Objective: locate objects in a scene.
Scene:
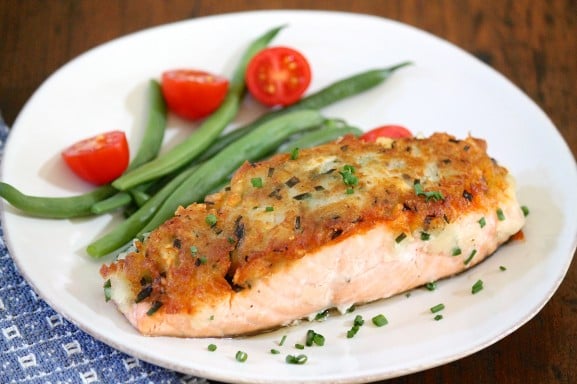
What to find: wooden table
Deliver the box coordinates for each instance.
[1,1,575,383]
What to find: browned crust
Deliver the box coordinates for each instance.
[101,133,513,317]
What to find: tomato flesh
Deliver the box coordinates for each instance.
[361,125,413,142]
[161,69,229,120]
[245,46,312,107]
[61,131,129,185]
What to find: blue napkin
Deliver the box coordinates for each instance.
[0,116,210,383]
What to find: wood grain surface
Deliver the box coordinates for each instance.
[1,1,576,383]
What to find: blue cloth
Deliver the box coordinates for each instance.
[0,117,211,383]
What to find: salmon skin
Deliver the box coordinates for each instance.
[100,133,526,337]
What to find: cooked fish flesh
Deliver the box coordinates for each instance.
[100,133,526,337]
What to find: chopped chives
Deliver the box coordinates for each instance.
[205,213,217,227]
[235,350,248,362]
[293,192,312,200]
[499,265,507,271]
[315,309,329,321]
[430,303,445,313]
[207,344,217,352]
[434,314,443,321]
[478,217,486,228]
[471,279,484,294]
[347,315,365,338]
[294,343,305,350]
[464,249,477,265]
[425,281,437,291]
[345,187,355,195]
[496,208,505,221]
[343,164,355,173]
[290,147,300,160]
[313,333,325,346]
[270,349,280,354]
[135,285,153,303]
[251,177,263,188]
[102,279,112,302]
[420,232,431,241]
[103,279,112,302]
[395,232,407,243]
[413,180,424,195]
[413,179,444,201]
[286,354,308,365]
[340,165,358,187]
[353,315,365,327]
[190,245,198,254]
[294,216,301,230]
[305,330,315,346]
[521,205,530,217]
[285,176,300,188]
[306,330,325,347]
[146,301,163,316]
[265,206,274,212]
[347,325,360,338]
[451,247,462,256]
[279,335,287,346]
[372,314,389,327]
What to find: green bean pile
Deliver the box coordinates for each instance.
[0,25,412,257]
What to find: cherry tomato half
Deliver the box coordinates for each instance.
[361,125,413,142]
[61,131,129,185]
[161,69,229,120]
[245,46,312,107]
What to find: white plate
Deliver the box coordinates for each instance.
[3,10,577,384]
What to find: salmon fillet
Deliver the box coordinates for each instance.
[100,133,526,337]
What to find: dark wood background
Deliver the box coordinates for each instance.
[1,1,576,383]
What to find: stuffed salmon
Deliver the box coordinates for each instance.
[100,132,526,337]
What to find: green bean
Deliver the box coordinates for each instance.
[121,201,140,218]
[90,80,166,214]
[130,189,150,207]
[90,191,132,214]
[139,109,324,236]
[195,121,258,162]
[111,25,285,191]
[197,61,411,161]
[286,61,412,111]
[126,79,167,170]
[279,120,362,152]
[0,183,116,219]
[86,165,200,257]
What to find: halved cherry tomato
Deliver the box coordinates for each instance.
[361,125,413,142]
[61,131,129,185]
[245,46,312,107]
[161,69,229,120]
